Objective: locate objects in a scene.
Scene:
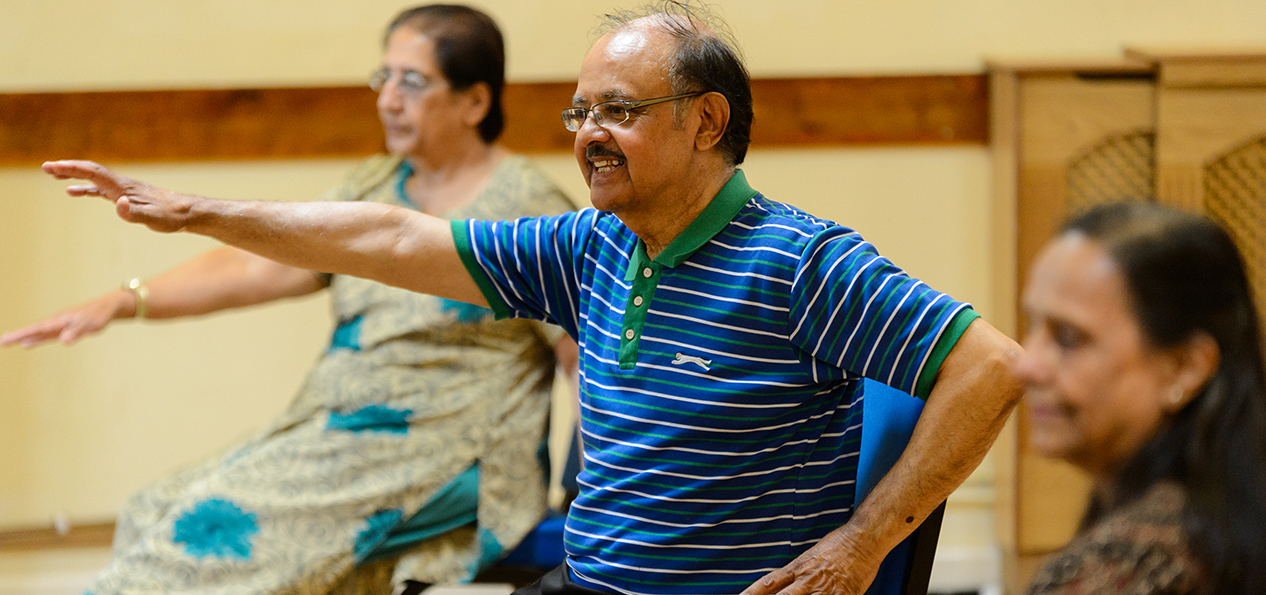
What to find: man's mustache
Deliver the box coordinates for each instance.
[586,146,625,161]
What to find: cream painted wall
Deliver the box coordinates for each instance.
[0,180,36,522]
[3,0,1265,91]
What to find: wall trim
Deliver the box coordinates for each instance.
[0,522,115,552]
[0,75,987,165]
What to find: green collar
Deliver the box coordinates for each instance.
[625,169,757,280]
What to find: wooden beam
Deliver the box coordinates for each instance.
[0,75,986,166]
[750,75,987,146]
[0,87,383,165]
[0,522,115,551]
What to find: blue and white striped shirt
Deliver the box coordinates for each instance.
[453,170,976,595]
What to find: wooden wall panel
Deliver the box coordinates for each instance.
[1125,49,1266,89]
[0,522,114,552]
[0,75,987,166]
[749,75,987,146]
[0,87,384,165]
[1144,53,1266,345]
[1154,87,1266,211]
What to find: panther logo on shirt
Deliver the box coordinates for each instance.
[671,352,712,371]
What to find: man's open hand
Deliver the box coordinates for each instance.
[43,160,195,233]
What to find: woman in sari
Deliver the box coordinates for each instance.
[2,5,576,594]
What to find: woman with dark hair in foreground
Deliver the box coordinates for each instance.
[1015,202,1266,594]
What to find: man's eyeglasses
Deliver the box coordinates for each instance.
[369,68,437,97]
[561,92,704,132]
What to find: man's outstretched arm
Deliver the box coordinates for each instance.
[43,160,487,307]
[742,319,1023,595]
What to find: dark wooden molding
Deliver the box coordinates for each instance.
[0,75,986,165]
[0,521,115,551]
[750,75,987,146]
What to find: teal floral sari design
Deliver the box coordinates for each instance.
[172,498,259,560]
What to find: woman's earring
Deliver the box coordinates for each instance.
[1168,385,1186,407]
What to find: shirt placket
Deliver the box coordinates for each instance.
[618,260,661,369]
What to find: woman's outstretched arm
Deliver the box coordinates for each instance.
[2,247,323,348]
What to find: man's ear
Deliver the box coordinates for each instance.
[461,82,493,128]
[693,92,730,152]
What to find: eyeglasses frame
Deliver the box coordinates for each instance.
[561,91,706,132]
[369,68,439,97]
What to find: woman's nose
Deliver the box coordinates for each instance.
[1011,334,1051,386]
[377,86,404,112]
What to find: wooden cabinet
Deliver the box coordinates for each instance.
[990,49,1266,594]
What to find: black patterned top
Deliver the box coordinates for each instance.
[1026,482,1207,595]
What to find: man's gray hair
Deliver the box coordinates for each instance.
[597,1,753,165]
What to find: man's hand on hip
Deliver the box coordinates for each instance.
[740,527,883,595]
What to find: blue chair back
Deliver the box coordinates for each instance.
[855,379,943,595]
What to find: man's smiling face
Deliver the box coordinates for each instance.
[571,22,699,217]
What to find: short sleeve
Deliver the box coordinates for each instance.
[451,209,599,341]
[788,226,974,398]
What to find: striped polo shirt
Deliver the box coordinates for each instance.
[452,170,976,595]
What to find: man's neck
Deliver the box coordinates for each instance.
[632,166,735,260]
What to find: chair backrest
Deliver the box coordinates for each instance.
[855,379,945,595]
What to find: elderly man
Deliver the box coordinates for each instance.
[41,3,1021,595]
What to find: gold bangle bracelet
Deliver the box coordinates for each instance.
[123,278,149,319]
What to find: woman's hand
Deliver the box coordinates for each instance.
[1,290,135,348]
[43,160,196,233]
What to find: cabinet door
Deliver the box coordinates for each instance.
[1205,137,1266,325]
[1150,55,1266,329]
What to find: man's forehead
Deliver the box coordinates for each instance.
[603,27,653,59]
[573,26,670,104]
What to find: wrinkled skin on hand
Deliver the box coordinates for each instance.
[740,530,882,595]
[43,160,195,233]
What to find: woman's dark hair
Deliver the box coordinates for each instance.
[1064,202,1266,594]
[599,1,753,166]
[385,4,505,143]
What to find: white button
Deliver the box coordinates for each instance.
[633,296,644,306]
[624,329,635,340]
[642,267,653,278]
